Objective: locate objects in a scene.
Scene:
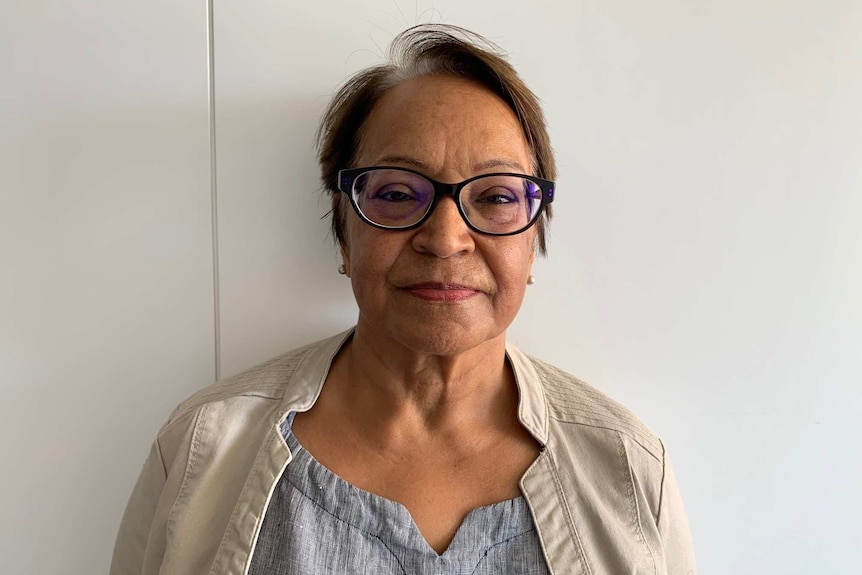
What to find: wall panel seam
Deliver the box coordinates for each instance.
[206,0,221,382]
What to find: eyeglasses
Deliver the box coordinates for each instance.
[337,167,555,236]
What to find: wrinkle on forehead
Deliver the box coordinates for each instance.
[355,75,532,180]
[372,154,527,176]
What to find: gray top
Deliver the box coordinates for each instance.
[247,414,551,575]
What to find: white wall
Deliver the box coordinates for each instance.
[1,1,860,573]
[0,1,215,573]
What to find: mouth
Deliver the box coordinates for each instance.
[399,281,481,302]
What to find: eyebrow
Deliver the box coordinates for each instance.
[473,158,527,173]
[374,155,527,174]
[375,155,429,170]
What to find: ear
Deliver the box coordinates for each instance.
[333,195,351,275]
[337,201,351,277]
[340,244,351,277]
[529,229,537,266]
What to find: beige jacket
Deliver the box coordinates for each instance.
[111,330,696,575]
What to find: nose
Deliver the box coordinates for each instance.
[411,197,475,258]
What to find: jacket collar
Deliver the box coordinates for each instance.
[506,341,550,446]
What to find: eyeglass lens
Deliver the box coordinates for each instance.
[351,169,543,234]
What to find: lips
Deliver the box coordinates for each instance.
[399,281,481,302]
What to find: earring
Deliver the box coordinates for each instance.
[527,274,536,285]
[337,264,347,275]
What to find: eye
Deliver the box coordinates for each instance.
[474,186,519,205]
[374,185,417,202]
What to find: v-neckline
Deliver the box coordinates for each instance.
[280,414,535,558]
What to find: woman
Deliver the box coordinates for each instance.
[112,25,696,574]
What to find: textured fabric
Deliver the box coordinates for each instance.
[111,329,697,575]
[247,415,551,575]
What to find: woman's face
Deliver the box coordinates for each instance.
[342,74,536,357]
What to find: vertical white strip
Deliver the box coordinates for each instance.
[206,0,221,381]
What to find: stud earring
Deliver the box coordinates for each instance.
[527,275,536,285]
[337,264,347,275]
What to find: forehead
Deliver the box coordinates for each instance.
[356,75,532,175]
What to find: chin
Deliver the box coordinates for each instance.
[385,317,504,357]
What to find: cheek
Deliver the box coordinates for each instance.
[496,235,536,283]
[341,214,369,270]
[342,218,403,286]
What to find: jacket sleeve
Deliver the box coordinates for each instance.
[110,439,168,575]
[657,451,697,575]
[110,408,198,575]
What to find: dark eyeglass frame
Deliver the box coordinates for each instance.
[337,166,555,236]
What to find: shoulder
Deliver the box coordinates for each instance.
[170,341,319,423]
[146,333,343,474]
[156,332,344,443]
[526,353,664,462]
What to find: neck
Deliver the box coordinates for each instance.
[332,323,516,436]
